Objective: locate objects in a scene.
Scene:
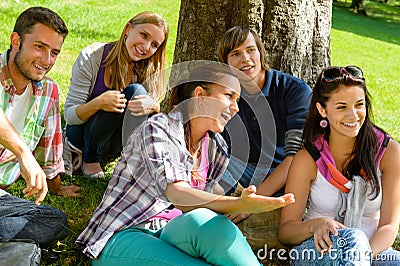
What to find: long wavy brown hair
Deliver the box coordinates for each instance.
[104,11,169,99]
[303,68,384,198]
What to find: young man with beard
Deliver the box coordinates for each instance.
[0,6,81,247]
[0,7,80,198]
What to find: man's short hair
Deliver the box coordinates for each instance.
[13,6,68,41]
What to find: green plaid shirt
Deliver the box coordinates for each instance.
[0,51,64,185]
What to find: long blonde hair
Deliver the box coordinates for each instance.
[104,11,168,98]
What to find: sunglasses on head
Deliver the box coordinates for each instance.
[321,66,364,82]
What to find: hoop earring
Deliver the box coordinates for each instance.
[320,119,328,128]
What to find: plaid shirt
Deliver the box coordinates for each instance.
[76,111,229,259]
[0,51,64,185]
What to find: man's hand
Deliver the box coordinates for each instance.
[18,150,48,205]
[47,175,81,197]
[0,110,48,205]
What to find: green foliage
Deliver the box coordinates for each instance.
[1,0,399,265]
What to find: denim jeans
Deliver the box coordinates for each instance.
[0,193,68,247]
[372,249,400,266]
[290,228,400,265]
[219,156,286,196]
[290,228,373,265]
[66,84,147,163]
[219,157,269,194]
[93,208,261,266]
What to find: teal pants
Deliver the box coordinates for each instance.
[92,208,261,266]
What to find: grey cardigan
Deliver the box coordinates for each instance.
[64,42,106,125]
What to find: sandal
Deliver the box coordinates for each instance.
[81,168,105,179]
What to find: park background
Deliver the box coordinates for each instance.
[0,0,399,265]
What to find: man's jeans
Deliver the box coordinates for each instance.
[219,156,274,195]
[0,193,67,246]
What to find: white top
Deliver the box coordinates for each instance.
[0,189,8,197]
[5,85,31,133]
[303,169,382,239]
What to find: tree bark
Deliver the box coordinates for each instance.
[350,0,365,8]
[173,0,333,86]
[350,0,367,15]
[173,0,231,62]
[262,0,332,85]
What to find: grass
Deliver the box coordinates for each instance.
[0,0,399,265]
[0,0,180,114]
[331,0,400,141]
[0,1,180,265]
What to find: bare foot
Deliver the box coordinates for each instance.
[47,175,82,197]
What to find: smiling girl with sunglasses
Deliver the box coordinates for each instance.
[279,66,400,265]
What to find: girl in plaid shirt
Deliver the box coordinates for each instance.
[77,63,295,265]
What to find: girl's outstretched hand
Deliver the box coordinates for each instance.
[239,185,295,213]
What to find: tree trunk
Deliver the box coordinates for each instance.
[173,0,231,62]
[350,0,367,15]
[173,0,332,86]
[262,0,332,85]
[350,0,363,8]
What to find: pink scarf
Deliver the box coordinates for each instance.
[310,127,389,193]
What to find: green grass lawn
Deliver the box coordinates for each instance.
[331,0,400,141]
[0,0,180,117]
[1,0,399,265]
